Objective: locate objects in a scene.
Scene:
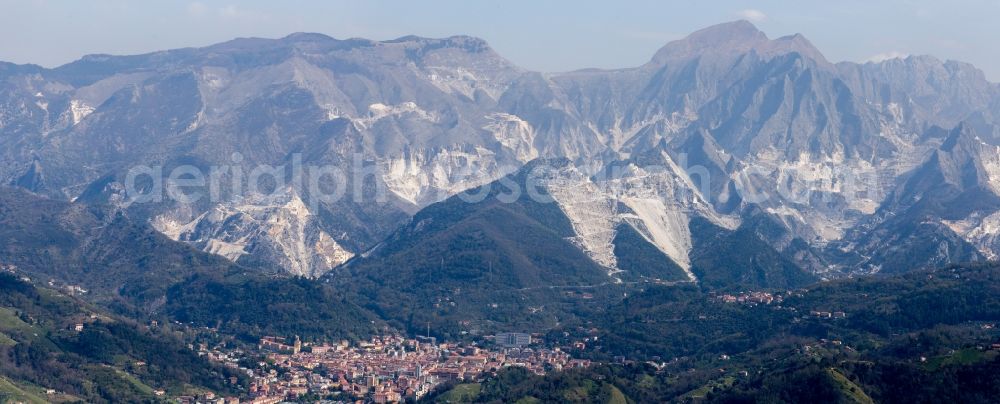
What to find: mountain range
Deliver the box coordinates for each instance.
[2,20,1000,290]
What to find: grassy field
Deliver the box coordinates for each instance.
[0,332,15,347]
[827,368,874,404]
[433,383,481,403]
[0,307,39,347]
[681,376,737,400]
[923,348,997,371]
[0,308,34,332]
[116,368,156,396]
[0,377,52,404]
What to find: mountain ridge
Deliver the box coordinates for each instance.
[2,20,1000,281]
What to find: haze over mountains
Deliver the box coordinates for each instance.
[2,20,1000,285]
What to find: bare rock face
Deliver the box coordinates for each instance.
[3,21,1000,278]
[154,189,354,278]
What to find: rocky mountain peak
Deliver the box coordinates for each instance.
[649,20,828,65]
[683,20,766,46]
[3,22,1000,279]
[941,122,982,153]
[385,34,493,52]
[651,20,764,62]
[281,32,337,43]
[869,54,990,82]
[915,122,1000,194]
[771,33,828,64]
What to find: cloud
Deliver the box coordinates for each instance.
[218,5,242,19]
[186,1,209,18]
[865,51,909,63]
[737,9,767,22]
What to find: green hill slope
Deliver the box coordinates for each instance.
[0,273,244,403]
[338,163,616,338]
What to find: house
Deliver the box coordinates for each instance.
[495,332,532,348]
[260,336,301,354]
[288,386,308,396]
[250,396,282,404]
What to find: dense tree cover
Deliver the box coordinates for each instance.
[428,264,1000,403]
[334,164,618,339]
[708,331,1000,404]
[163,272,381,342]
[583,285,788,360]
[431,328,1000,403]
[689,217,817,290]
[839,356,1000,404]
[613,223,689,282]
[0,273,244,403]
[424,366,631,404]
[577,263,1000,361]
[8,182,1000,402]
[426,362,795,403]
[785,263,1000,336]
[0,187,252,305]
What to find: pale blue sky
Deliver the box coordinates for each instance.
[2,0,999,80]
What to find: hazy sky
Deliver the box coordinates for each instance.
[2,0,999,81]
